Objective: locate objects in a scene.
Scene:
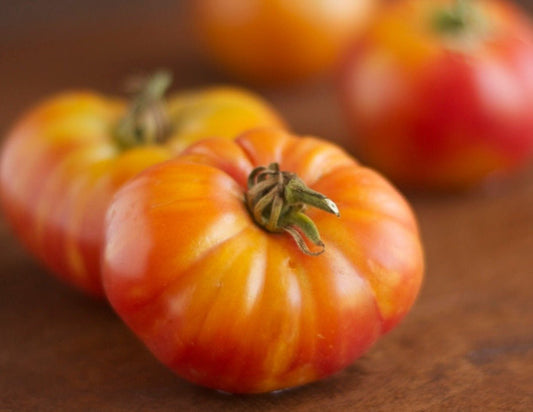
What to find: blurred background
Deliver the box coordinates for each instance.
[1,0,533,410]
[3,0,533,158]
[0,0,360,147]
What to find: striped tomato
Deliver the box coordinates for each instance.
[0,72,285,295]
[103,128,424,393]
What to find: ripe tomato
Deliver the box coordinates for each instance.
[194,0,378,85]
[338,0,533,189]
[0,73,285,296]
[103,128,424,393]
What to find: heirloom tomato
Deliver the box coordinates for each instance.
[193,0,378,85]
[0,72,285,296]
[103,128,424,393]
[338,0,533,189]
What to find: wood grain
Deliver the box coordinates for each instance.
[1,1,533,410]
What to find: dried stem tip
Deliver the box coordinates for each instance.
[114,70,173,149]
[245,163,339,256]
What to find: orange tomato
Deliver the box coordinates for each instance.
[194,0,379,85]
[103,128,424,393]
[338,0,533,189]
[0,73,285,296]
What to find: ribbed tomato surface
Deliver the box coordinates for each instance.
[103,129,424,393]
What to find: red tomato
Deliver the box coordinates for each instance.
[194,0,379,85]
[102,128,424,393]
[0,73,285,296]
[338,0,533,189]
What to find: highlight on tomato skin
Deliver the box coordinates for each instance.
[102,128,424,394]
[0,73,285,296]
[337,0,533,190]
[193,0,380,85]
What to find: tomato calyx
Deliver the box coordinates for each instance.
[432,0,487,40]
[114,70,173,149]
[245,163,339,256]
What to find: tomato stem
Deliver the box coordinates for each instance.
[245,163,339,256]
[114,70,173,149]
[433,0,481,35]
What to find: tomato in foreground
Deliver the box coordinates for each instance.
[194,0,378,85]
[338,0,533,189]
[103,128,424,393]
[0,72,285,296]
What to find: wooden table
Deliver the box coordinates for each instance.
[1,1,533,410]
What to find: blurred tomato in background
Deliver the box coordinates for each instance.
[0,76,285,296]
[193,0,379,85]
[338,0,533,190]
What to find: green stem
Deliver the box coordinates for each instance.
[245,163,340,256]
[433,0,473,34]
[114,70,173,149]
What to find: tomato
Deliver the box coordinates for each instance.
[0,72,285,296]
[338,0,533,189]
[193,0,378,85]
[102,128,424,393]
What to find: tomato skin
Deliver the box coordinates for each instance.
[338,0,533,189]
[103,128,424,393]
[194,0,378,85]
[0,87,284,296]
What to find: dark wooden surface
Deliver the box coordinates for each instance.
[1,1,533,411]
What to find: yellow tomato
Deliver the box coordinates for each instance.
[194,0,379,84]
[0,72,285,295]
